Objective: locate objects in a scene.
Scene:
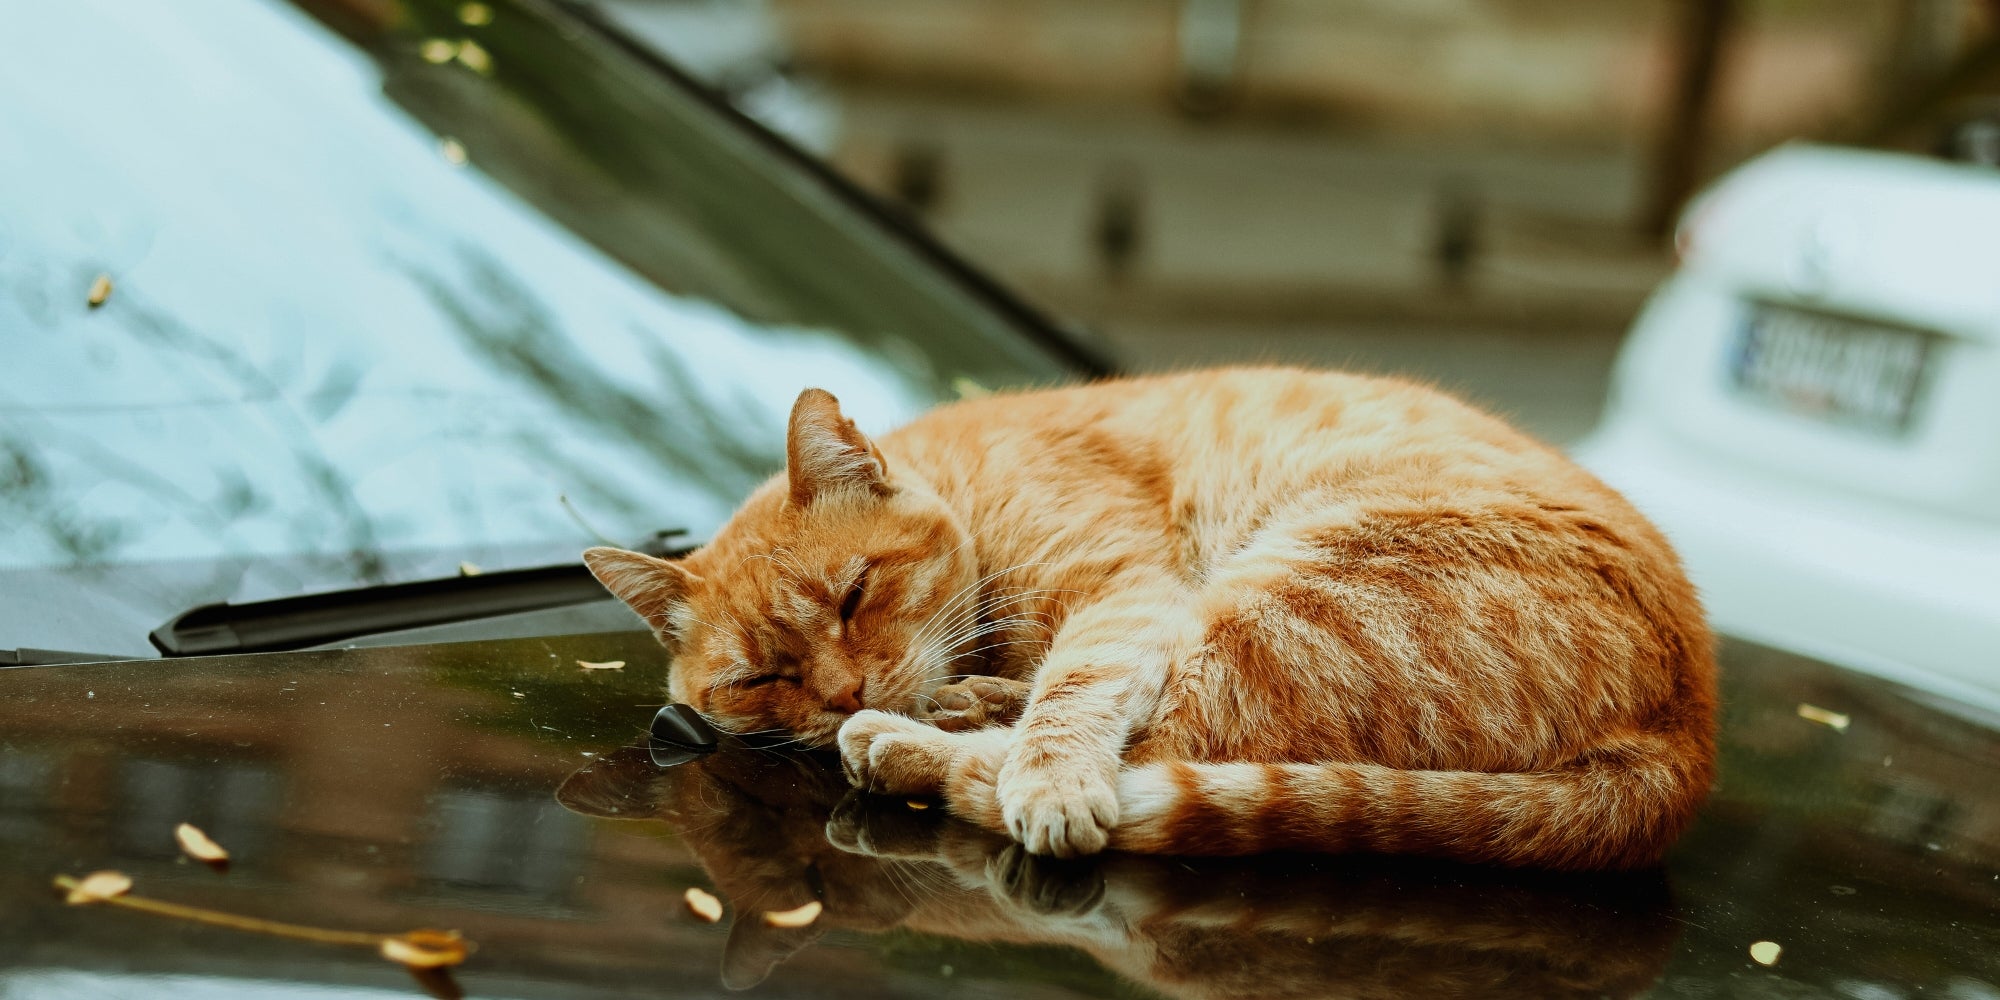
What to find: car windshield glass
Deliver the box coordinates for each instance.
[0,0,1082,656]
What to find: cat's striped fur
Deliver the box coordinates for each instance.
[586,367,1717,870]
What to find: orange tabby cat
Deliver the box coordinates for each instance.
[585,366,1717,869]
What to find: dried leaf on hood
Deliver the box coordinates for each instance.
[176,822,231,867]
[419,38,458,64]
[63,870,132,905]
[683,887,723,923]
[87,274,113,308]
[762,901,822,928]
[454,39,492,75]
[577,659,626,671]
[53,871,479,973]
[1796,704,1850,732]
[381,929,473,969]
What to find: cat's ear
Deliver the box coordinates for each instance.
[583,546,698,631]
[721,906,826,989]
[786,387,889,507]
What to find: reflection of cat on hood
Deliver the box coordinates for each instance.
[559,744,1680,997]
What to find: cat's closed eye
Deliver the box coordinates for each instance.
[739,674,791,689]
[838,565,869,623]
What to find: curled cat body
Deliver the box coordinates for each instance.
[586,366,1718,870]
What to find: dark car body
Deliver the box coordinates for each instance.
[3,634,1999,998]
[3,2,1999,998]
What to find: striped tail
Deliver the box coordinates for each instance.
[1106,731,1712,871]
[942,729,1711,871]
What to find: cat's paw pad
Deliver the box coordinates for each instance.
[923,676,1030,733]
[996,756,1119,859]
[836,709,950,794]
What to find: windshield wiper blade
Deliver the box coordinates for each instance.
[2,647,139,668]
[150,531,693,657]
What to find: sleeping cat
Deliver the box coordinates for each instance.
[584,367,1717,869]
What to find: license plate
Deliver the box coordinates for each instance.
[1729,303,1937,435]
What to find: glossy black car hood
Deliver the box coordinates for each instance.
[1,633,1996,998]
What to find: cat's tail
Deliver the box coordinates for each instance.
[1099,729,1712,870]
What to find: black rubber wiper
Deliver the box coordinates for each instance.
[1,647,138,668]
[150,530,694,657]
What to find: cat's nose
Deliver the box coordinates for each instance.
[827,678,863,714]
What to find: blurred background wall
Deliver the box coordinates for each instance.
[616,0,2000,441]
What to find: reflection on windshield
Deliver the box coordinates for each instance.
[0,0,1076,654]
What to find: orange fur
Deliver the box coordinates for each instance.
[586,367,1718,870]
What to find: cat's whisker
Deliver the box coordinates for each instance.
[900,860,958,904]
[938,638,1051,662]
[722,726,792,738]
[749,733,817,752]
[910,611,1047,672]
[910,612,1056,670]
[918,583,1070,646]
[929,561,1050,626]
[879,860,929,906]
[907,861,965,901]
[905,563,1057,656]
[697,712,790,741]
[878,858,924,900]
[924,590,1074,649]
[894,595,1055,688]
[947,625,1022,650]
[939,598,1064,640]
[912,600,1064,656]
[894,636,974,686]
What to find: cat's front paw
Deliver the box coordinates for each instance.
[836,709,951,794]
[996,751,1120,858]
[922,676,1030,732]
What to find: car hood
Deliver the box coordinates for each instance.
[1,631,1997,997]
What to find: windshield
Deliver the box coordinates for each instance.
[0,0,1085,657]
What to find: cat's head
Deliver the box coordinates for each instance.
[584,388,977,745]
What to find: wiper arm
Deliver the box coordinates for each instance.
[150,530,693,657]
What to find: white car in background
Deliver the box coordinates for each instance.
[1575,143,2000,712]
